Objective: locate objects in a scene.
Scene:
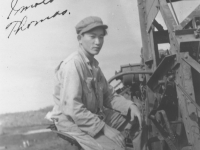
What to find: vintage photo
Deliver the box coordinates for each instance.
[1,0,200,150]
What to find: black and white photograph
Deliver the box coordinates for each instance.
[1,0,200,150]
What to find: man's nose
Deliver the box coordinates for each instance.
[94,37,101,44]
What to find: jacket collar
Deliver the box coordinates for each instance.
[78,46,99,68]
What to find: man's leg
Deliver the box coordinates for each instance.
[92,108,128,150]
[55,109,141,150]
[98,108,142,150]
[56,118,106,150]
[94,131,125,150]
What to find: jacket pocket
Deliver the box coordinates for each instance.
[83,78,96,112]
[85,77,93,92]
[97,80,104,107]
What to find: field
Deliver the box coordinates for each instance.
[0,106,76,150]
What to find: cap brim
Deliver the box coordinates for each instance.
[79,24,108,35]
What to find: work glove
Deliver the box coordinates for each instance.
[129,104,142,130]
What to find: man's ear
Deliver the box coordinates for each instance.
[77,34,82,43]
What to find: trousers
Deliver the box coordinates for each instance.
[56,108,142,150]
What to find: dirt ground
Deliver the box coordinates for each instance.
[0,107,80,150]
[0,131,77,150]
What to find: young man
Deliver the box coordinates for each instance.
[47,16,142,150]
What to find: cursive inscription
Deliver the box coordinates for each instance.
[7,0,54,19]
[6,0,70,38]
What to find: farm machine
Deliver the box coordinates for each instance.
[49,0,200,150]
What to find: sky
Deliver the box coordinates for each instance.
[0,0,199,114]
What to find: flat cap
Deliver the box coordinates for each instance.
[75,16,108,35]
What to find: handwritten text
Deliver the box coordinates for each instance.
[6,0,70,38]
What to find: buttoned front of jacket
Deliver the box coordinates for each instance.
[49,47,135,137]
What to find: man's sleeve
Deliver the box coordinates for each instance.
[59,60,105,137]
[101,70,135,116]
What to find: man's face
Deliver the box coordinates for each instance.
[80,27,105,56]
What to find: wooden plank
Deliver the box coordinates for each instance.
[147,54,176,91]
[146,0,159,32]
[146,0,157,15]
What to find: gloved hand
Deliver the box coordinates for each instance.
[129,104,142,129]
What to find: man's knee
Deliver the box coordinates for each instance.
[104,108,126,129]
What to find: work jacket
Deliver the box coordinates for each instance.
[48,48,134,137]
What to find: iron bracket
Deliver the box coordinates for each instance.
[182,53,200,75]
